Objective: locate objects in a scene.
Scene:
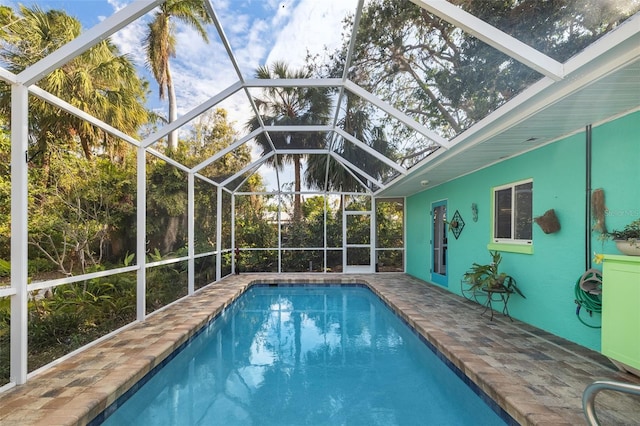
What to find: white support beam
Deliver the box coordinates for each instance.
[330,152,383,191]
[238,190,328,195]
[145,148,193,173]
[231,194,236,273]
[29,85,140,147]
[342,0,366,83]
[240,78,281,191]
[321,151,331,193]
[277,194,282,273]
[142,81,243,148]
[232,173,255,193]
[327,0,366,192]
[28,266,139,293]
[194,173,219,187]
[0,66,17,84]
[215,186,223,282]
[203,0,246,84]
[334,128,407,175]
[411,0,564,81]
[203,0,283,196]
[323,196,328,273]
[263,125,333,133]
[220,152,274,187]
[10,84,29,385]
[192,128,262,173]
[136,145,147,322]
[187,173,195,295]
[17,1,162,86]
[244,78,343,88]
[344,80,451,149]
[563,12,640,76]
[330,0,366,132]
[370,199,376,271]
[341,195,347,269]
[275,149,331,155]
[0,287,16,298]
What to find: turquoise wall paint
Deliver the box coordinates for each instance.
[406,110,640,351]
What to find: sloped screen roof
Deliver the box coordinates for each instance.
[1,0,638,195]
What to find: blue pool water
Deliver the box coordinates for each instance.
[99,285,509,425]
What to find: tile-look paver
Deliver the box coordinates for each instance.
[0,273,639,425]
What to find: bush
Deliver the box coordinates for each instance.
[0,258,9,277]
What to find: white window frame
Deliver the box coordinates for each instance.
[492,178,533,245]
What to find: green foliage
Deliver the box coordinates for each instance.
[234,195,279,250]
[0,121,10,259]
[27,258,57,276]
[376,200,403,249]
[247,62,332,220]
[333,0,639,142]
[123,252,136,267]
[463,251,525,298]
[146,262,188,313]
[0,258,195,383]
[0,258,8,277]
[27,151,138,275]
[194,256,217,289]
[608,218,640,241]
[26,270,137,372]
[0,5,150,160]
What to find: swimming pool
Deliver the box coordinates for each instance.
[96,285,512,425]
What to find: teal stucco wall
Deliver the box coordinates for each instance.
[406,110,640,351]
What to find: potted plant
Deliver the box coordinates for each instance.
[463,250,525,298]
[607,218,640,256]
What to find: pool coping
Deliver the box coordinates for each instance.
[1,273,639,425]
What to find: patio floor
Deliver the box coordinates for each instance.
[1,273,639,425]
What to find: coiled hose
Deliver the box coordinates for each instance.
[574,269,602,329]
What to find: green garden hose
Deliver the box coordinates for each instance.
[574,269,602,329]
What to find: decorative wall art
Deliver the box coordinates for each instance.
[450,209,465,239]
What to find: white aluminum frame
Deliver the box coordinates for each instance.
[411,0,564,81]
[3,0,637,390]
[10,85,29,385]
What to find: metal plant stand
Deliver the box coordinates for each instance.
[481,287,512,321]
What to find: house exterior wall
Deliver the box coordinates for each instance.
[406,110,640,351]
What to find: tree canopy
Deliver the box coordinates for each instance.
[247,61,332,220]
[144,0,213,151]
[0,5,150,162]
[338,0,639,140]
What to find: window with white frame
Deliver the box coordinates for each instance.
[493,179,533,244]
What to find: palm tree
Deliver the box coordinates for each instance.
[306,95,396,193]
[0,5,149,163]
[246,61,332,221]
[144,0,213,152]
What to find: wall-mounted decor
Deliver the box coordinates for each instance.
[591,189,607,233]
[471,203,478,222]
[450,209,465,239]
[534,209,561,234]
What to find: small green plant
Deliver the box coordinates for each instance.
[463,251,525,298]
[0,258,9,278]
[607,218,640,247]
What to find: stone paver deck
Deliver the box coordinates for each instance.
[1,273,639,425]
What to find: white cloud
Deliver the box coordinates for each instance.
[106,0,131,12]
[109,17,147,67]
[271,1,293,27]
[235,19,270,74]
[266,0,357,69]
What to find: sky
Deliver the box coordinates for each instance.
[0,0,356,125]
[0,0,358,189]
